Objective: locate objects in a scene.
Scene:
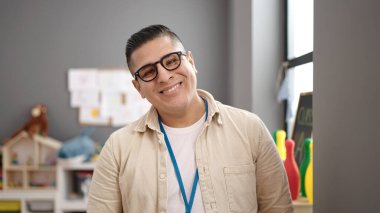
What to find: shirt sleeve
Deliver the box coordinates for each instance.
[87,134,123,213]
[255,119,294,213]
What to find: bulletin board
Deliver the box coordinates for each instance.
[292,92,313,166]
[67,68,151,127]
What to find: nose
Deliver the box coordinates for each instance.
[156,63,174,82]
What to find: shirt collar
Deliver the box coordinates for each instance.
[134,89,222,133]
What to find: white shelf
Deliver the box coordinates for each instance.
[2,132,61,191]
[0,190,55,199]
[55,162,95,213]
[1,162,95,213]
[60,199,88,211]
[59,162,95,170]
[0,190,56,213]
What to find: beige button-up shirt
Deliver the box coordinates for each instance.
[88,90,293,213]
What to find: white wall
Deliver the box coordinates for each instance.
[229,0,253,111]
[252,0,284,132]
[229,0,284,132]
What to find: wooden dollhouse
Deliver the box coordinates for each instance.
[2,131,61,190]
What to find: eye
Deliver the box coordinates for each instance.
[163,54,180,68]
[140,66,156,79]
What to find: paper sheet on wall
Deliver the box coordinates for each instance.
[111,101,151,127]
[68,69,99,91]
[68,68,150,126]
[100,91,125,117]
[99,70,131,92]
[79,107,110,125]
[70,90,99,108]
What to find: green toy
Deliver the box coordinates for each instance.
[273,130,278,145]
[300,138,312,197]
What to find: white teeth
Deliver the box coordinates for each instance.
[163,83,179,93]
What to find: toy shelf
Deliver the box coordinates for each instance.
[2,131,61,190]
[4,166,57,189]
[0,162,95,213]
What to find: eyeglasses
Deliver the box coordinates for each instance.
[132,51,187,82]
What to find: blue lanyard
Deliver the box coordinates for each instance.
[158,98,208,213]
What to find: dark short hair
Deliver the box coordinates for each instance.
[125,24,183,71]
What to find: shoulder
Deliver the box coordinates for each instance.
[110,124,135,140]
[107,116,145,144]
[215,102,270,141]
[216,102,263,125]
[101,116,150,164]
[199,89,268,134]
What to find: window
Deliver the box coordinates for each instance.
[287,0,313,59]
[279,0,313,136]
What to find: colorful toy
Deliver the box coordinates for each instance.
[284,139,300,200]
[272,130,278,145]
[58,127,96,162]
[6,104,48,141]
[276,130,287,161]
[300,138,312,197]
[305,141,313,204]
[11,152,18,165]
[2,132,61,189]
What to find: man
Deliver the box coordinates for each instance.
[88,24,293,213]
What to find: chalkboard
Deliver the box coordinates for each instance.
[292,92,313,166]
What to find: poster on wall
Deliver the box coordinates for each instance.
[68,68,151,127]
[292,92,313,166]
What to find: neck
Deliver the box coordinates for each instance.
[158,95,205,128]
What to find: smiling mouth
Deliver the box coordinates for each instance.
[160,82,182,94]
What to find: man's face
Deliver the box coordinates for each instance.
[130,36,198,116]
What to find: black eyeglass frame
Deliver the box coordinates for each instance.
[132,51,187,82]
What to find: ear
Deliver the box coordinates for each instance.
[132,79,146,99]
[187,51,195,66]
[187,51,198,73]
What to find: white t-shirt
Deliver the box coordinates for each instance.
[163,114,206,213]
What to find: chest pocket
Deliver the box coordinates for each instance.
[224,164,257,213]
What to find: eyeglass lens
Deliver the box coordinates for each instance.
[137,52,183,82]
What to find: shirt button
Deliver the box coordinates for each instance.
[160,173,166,179]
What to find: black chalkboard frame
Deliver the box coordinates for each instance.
[292,92,313,166]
